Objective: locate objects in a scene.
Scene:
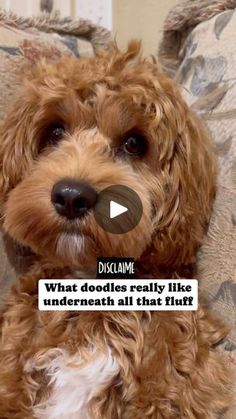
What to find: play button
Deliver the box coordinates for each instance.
[94,185,143,234]
[110,201,128,219]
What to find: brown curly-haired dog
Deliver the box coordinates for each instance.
[0,42,232,418]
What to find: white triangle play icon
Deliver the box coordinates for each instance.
[110,200,128,219]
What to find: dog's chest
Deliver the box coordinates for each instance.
[30,348,119,419]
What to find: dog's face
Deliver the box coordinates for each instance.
[0,42,216,269]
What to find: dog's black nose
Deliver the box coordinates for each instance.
[51,179,97,220]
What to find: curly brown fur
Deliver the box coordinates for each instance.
[0,41,232,418]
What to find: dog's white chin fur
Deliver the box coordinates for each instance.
[55,233,99,267]
[26,348,119,419]
[56,233,85,262]
[56,233,96,267]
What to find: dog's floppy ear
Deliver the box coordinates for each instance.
[109,42,216,269]
[149,82,217,269]
[0,89,38,214]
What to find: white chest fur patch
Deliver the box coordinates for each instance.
[30,348,119,419]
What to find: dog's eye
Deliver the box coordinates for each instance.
[38,123,66,153]
[123,134,147,157]
[47,124,65,143]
